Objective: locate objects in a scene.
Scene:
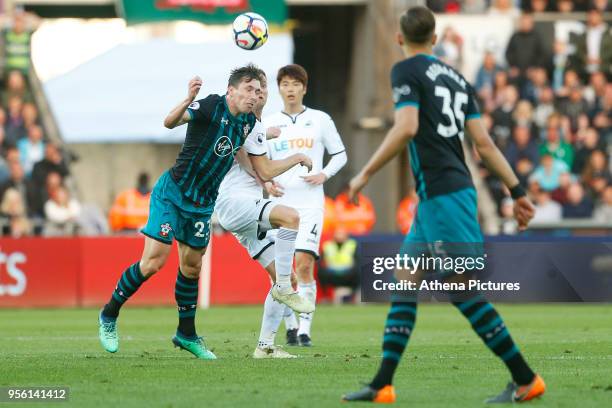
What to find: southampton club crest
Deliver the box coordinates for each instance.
[243,123,251,138]
[159,222,172,238]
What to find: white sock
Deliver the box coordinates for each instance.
[283,305,298,330]
[257,290,285,348]
[297,281,317,336]
[274,228,298,292]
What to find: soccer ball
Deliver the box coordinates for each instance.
[232,12,268,51]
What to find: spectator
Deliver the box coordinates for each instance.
[0,187,30,237]
[499,197,518,235]
[585,71,608,111]
[491,85,519,147]
[556,69,581,98]
[44,186,81,236]
[557,86,589,131]
[505,13,545,79]
[434,27,463,69]
[556,0,574,12]
[591,83,611,131]
[533,87,556,129]
[30,170,62,218]
[489,0,521,17]
[594,185,612,222]
[21,102,38,129]
[573,127,603,173]
[31,142,69,190]
[539,114,574,168]
[475,51,503,94]
[522,67,548,104]
[551,172,574,204]
[531,154,569,191]
[528,0,552,12]
[504,124,540,172]
[582,149,611,197]
[17,124,44,176]
[4,70,31,104]
[592,0,612,12]
[552,41,569,93]
[334,191,376,236]
[531,190,562,223]
[570,8,612,79]
[318,227,359,303]
[3,10,41,71]
[0,160,34,216]
[108,172,151,232]
[513,100,537,132]
[5,96,24,145]
[562,182,594,218]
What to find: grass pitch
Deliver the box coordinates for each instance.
[1,304,611,407]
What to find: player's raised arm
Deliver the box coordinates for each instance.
[163,76,202,129]
[250,153,312,182]
[465,118,535,230]
[348,106,418,202]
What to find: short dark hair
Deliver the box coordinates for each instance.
[256,68,267,87]
[228,63,262,88]
[276,64,308,87]
[400,6,436,45]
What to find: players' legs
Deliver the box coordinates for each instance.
[294,251,317,339]
[175,241,206,339]
[446,274,536,386]
[369,267,422,390]
[268,204,299,293]
[102,236,172,320]
[257,261,285,348]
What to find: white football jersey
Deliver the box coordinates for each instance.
[218,120,267,199]
[263,107,345,209]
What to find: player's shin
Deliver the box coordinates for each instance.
[102,262,149,319]
[274,228,298,293]
[297,281,317,336]
[370,300,417,390]
[258,289,285,347]
[451,292,536,386]
[175,269,199,338]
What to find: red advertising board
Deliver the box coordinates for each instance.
[0,234,268,308]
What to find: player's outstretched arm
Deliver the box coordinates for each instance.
[348,106,418,203]
[466,118,535,230]
[249,153,312,182]
[163,76,202,129]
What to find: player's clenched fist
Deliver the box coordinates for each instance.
[188,76,203,101]
[513,196,535,231]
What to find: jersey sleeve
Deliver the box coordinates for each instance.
[186,95,217,123]
[321,113,346,155]
[391,62,421,109]
[243,121,267,156]
[465,84,481,121]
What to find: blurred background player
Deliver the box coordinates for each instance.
[264,64,347,347]
[216,70,315,358]
[343,6,544,404]
[98,65,264,360]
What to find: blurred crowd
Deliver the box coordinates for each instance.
[431,6,612,233]
[427,0,611,14]
[0,10,87,237]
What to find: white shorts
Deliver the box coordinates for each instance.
[267,207,324,259]
[215,196,276,268]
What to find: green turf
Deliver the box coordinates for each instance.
[1,304,611,407]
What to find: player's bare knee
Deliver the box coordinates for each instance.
[139,256,166,278]
[286,209,300,230]
[180,259,202,279]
